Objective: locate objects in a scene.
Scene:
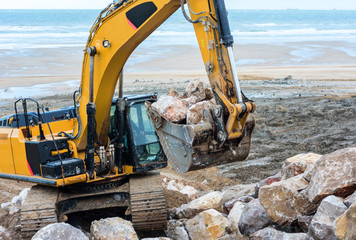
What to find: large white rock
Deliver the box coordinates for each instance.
[259,174,317,226]
[307,148,356,203]
[227,201,246,234]
[183,79,207,101]
[308,195,347,240]
[32,223,88,240]
[281,153,321,180]
[222,184,256,204]
[90,217,138,240]
[187,100,216,124]
[164,180,198,200]
[185,209,230,240]
[1,188,30,215]
[176,191,223,219]
[238,199,272,236]
[251,227,309,240]
[151,95,187,123]
[165,220,190,240]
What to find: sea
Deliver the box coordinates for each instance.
[0,9,356,99]
[0,9,356,52]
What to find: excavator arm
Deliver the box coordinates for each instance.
[74,0,255,174]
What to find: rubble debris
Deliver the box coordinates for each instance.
[165,220,190,240]
[259,174,317,226]
[187,99,216,124]
[334,200,356,240]
[167,88,181,98]
[238,198,272,236]
[222,183,256,204]
[250,227,309,240]
[90,217,139,240]
[308,195,347,240]
[1,188,30,215]
[151,79,217,125]
[185,209,230,240]
[165,180,198,199]
[151,96,187,123]
[32,223,88,240]
[183,79,207,101]
[281,153,321,180]
[227,201,246,235]
[254,172,281,198]
[182,96,200,108]
[176,191,223,219]
[307,147,356,203]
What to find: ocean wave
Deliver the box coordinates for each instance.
[0,25,91,32]
[252,23,277,27]
[152,31,195,36]
[232,28,356,36]
[0,32,89,39]
[0,43,85,50]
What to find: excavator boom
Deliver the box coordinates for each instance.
[77,0,255,173]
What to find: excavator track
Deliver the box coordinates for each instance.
[20,185,58,240]
[130,171,167,231]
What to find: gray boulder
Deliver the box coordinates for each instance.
[222,184,256,204]
[251,227,309,240]
[308,195,347,240]
[165,220,190,240]
[238,199,272,236]
[32,223,88,240]
[307,148,356,203]
[281,153,321,180]
[259,175,317,226]
[176,191,223,219]
[90,217,138,240]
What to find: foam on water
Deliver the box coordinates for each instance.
[0,80,80,100]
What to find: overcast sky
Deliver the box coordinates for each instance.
[0,0,355,10]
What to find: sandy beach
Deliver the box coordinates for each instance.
[0,41,356,99]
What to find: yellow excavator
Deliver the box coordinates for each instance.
[0,0,255,238]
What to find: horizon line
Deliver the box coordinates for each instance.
[0,8,355,10]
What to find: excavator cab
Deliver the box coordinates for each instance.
[109,94,167,174]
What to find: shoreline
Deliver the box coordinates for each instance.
[1,64,356,88]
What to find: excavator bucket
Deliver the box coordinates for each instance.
[147,102,255,173]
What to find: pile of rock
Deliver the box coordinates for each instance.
[2,147,355,240]
[151,79,216,124]
[164,147,356,240]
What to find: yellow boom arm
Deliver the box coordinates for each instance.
[74,0,255,173]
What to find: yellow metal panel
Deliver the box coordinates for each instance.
[123,165,134,174]
[11,128,32,176]
[0,128,15,174]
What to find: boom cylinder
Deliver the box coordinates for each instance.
[86,46,97,179]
